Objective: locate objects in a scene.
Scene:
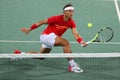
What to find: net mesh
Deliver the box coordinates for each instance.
[0,53,120,80]
[0,40,119,79]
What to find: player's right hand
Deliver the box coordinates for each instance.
[80,41,88,47]
[21,28,31,35]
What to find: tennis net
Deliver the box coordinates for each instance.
[0,53,120,58]
[0,53,120,80]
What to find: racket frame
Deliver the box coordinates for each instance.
[87,27,114,44]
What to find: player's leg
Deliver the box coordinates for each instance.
[54,36,72,60]
[54,36,83,73]
[27,47,52,60]
[40,47,52,53]
[38,47,52,60]
[27,47,52,53]
[14,46,52,60]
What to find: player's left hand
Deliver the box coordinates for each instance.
[21,28,31,35]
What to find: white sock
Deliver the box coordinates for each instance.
[69,59,76,66]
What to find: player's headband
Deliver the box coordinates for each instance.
[64,6,74,11]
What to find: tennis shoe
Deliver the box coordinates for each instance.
[11,49,25,61]
[14,49,22,54]
[68,63,83,73]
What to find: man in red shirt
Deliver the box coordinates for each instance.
[20,3,87,73]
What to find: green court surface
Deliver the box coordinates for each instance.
[0,0,120,80]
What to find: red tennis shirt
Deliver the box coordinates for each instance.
[42,14,76,36]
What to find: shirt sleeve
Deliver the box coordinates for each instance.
[70,20,76,28]
[47,16,58,24]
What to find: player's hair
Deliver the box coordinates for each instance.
[63,3,73,10]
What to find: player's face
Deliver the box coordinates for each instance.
[64,10,74,19]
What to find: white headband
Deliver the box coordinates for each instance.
[64,6,74,11]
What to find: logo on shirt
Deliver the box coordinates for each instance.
[55,24,69,29]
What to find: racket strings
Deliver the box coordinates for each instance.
[98,28,113,42]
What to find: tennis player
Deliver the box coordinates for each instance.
[20,3,87,73]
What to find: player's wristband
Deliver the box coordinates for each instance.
[77,37,83,44]
[30,24,37,30]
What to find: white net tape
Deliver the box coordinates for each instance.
[0,40,120,44]
[0,53,120,58]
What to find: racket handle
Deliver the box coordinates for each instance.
[81,41,91,47]
[81,44,85,47]
[86,41,91,44]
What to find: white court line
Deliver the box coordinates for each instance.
[114,0,120,23]
[0,40,120,44]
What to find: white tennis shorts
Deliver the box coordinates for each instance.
[40,33,57,48]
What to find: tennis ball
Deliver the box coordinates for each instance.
[88,23,93,28]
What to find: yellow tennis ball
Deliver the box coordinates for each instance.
[88,23,93,28]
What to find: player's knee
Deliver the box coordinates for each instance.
[63,39,70,46]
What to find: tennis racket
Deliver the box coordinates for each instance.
[86,27,114,44]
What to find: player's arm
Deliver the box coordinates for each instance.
[37,19,48,26]
[71,28,87,47]
[21,19,48,35]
